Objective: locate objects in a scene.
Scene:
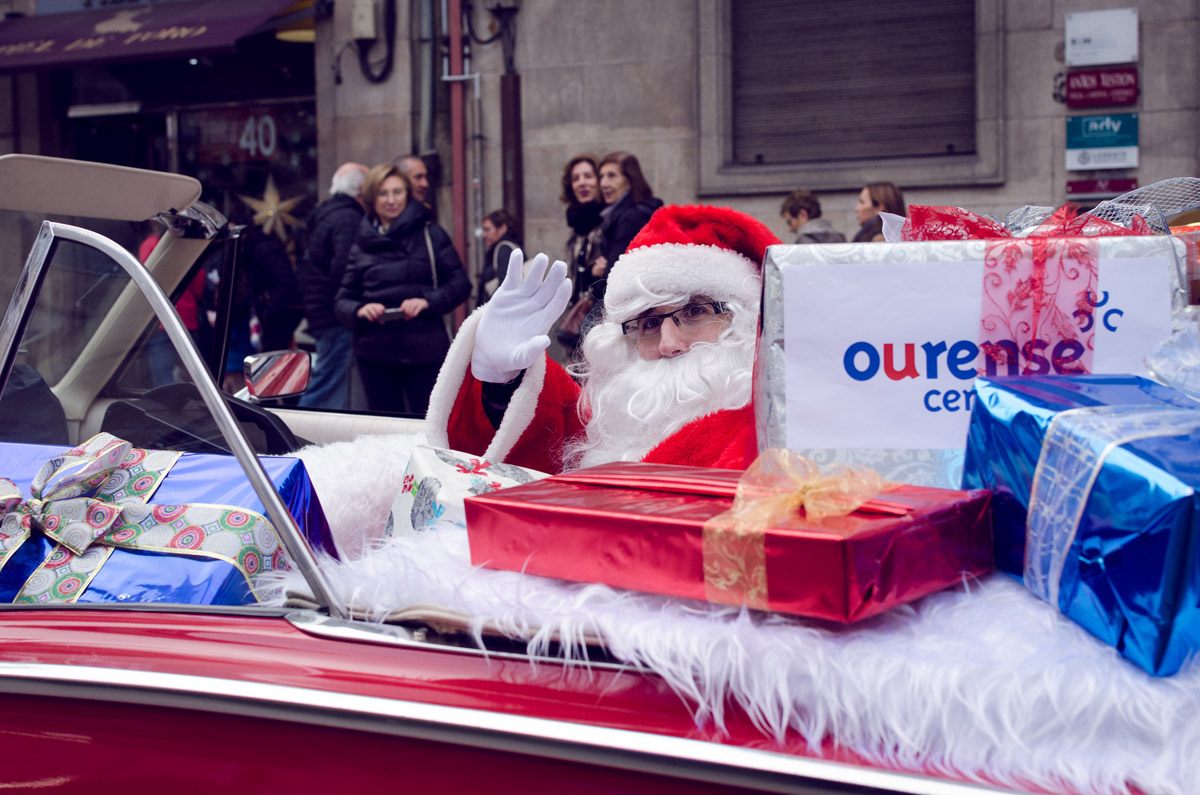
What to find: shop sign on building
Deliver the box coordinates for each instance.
[1066,65,1139,109]
[1066,113,1138,171]
[0,1,293,71]
[35,1,193,13]
[1065,178,1138,200]
[185,107,282,164]
[1065,8,1138,67]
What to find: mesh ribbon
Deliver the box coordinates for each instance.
[979,236,1099,376]
[901,203,1153,242]
[898,204,1152,378]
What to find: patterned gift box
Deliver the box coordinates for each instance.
[962,375,1200,676]
[0,434,336,606]
[464,458,992,623]
[756,233,1184,488]
[389,445,548,535]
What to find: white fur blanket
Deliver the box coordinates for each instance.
[289,434,1200,795]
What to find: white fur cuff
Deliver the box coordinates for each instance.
[425,308,545,463]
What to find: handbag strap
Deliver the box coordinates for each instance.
[424,223,454,340]
[492,242,506,281]
[424,223,438,288]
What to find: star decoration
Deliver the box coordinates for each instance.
[238,175,303,242]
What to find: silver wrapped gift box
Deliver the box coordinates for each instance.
[755,235,1186,487]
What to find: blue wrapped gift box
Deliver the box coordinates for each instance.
[962,375,1200,676]
[0,439,336,607]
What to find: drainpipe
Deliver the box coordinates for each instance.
[494,5,522,242]
[463,32,485,302]
[447,0,467,326]
[415,0,435,156]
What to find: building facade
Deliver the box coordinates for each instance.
[0,0,1194,284]
[321,0,1194,271]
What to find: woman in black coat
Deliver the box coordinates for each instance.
[562,154,605,302]
[583,152,663,334]
[335,164,470,415]
[852,181,906,243]
[595,151,664,289]
[553,154,606,354]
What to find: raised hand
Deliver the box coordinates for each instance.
[470,249,572,383]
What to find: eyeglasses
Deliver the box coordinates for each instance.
[620,301,729,338]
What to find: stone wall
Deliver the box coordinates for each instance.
[314,0,414,194]
[316,0,1194,259]
[0,0,1190,272]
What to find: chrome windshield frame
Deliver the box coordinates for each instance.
[0,220,346,619]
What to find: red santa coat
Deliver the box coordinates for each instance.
[425,311,758,473]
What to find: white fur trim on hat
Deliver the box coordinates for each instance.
[604,243,760,309]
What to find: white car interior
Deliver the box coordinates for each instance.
[0,153,424,449]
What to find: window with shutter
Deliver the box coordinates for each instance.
[730,0,976,165]
[697,0,1003,195]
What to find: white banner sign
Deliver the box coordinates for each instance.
[782,252,1173,451]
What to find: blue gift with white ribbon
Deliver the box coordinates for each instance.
[962,375,1200,676]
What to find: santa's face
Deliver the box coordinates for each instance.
[563,289,757,469]
[618,299,733,360]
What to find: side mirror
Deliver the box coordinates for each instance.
[243,350,311,402]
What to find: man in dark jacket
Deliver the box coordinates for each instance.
[394,154,430,205]
[297,162,368,409]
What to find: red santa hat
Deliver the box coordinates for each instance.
[604,204,782,310]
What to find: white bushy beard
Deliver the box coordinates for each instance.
[562,288,758,470]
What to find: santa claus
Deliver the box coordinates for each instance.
[425,205,780,473]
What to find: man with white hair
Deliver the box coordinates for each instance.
[426,204,780,472]
[298,162,368,410]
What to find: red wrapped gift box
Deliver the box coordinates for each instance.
[464,462,992,623]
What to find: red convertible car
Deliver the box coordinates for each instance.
[0,155,1187,795]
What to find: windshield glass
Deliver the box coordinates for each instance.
[0,210,334,609]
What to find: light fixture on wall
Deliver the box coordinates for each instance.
[275,0,317,44]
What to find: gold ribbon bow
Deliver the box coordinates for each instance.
[702,449,887,610]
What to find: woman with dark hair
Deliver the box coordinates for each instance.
[561,155,605,300]
[477,208,521,306]
[554,154,606,351]
[852,181,907,243]
[336,163,470,415]
[596,152,663,278]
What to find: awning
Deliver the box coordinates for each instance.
[0,0,297,72]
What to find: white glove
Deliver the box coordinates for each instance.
[471,249,572,383]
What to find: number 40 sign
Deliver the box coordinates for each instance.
[187,108,279,163]
[238,114,277,158]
